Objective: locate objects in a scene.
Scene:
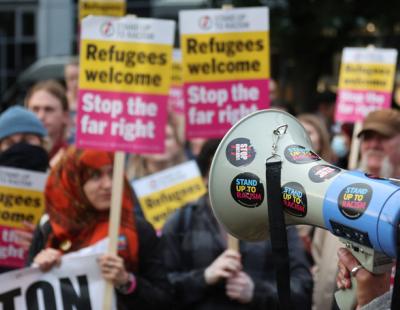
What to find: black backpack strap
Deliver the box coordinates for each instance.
[266,160,293,310]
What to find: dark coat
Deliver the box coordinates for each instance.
[162,196,313,310]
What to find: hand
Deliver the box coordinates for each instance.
[33,248,62,271]
[336,248,391,307]
[226,271,254,303]
[204,249,241,285]
[14,221,35,250]
[98,254,130,287]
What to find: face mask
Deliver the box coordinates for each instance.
[331,135,348,158]
[0,142,49,172]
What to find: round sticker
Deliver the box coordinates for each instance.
[309,164,341,183]
[230,172,264,208]
[338,183,372,219]
[281,182,307,217]
[226,138,256,167]
[284,145,320,164]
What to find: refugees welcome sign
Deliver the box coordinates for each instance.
[335,47,397,122]
[0,167,47,269]
[180,7,270,138]
[77,16,175,153]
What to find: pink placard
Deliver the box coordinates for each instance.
[335,89,391,123]
[168,85,184,114]
[76,89,168,154]
[185,79,270,139]
[0,226,27,268]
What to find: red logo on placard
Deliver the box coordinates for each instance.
[198,16,212,30]
[100,21,115,37]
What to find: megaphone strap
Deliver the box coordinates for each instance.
[266,160,293,310]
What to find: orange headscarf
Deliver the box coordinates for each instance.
[45,146,139,271]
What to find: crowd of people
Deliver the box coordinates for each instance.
[0,58,399,310]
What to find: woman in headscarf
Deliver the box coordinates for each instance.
[29,146,172,309]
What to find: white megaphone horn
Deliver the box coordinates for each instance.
[209,109,400,310]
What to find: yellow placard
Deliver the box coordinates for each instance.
[338,62,396,92]
[138,176,206,231]
[80,39,172,94]
[171,61,182,86]
[181,31,270,83]
[79,0,126,21]
[0,187,44,229]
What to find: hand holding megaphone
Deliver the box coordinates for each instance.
[209,109,400,310]
[336,248,391,308]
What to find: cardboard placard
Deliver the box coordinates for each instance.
[131,160,206,231]
[335,47,397,123]
[77,16,175,154]
[0,167,47,269]
[180,7,270,138]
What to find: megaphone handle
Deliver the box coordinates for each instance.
[334,277,357,310]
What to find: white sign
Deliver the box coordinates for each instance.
[0,241,115,310]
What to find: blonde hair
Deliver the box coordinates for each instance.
[25,80,69,112]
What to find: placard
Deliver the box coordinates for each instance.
[77,16,175,153]
[0,167,47,269]
[79,0,126,21]
[131,160,206,231]
[180,7,270,138]
[168,49,184,114]
[335,47,397,122]
[0,241,116,310]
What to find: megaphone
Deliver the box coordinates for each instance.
[209,109,400,309]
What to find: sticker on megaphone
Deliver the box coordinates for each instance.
[209,109,400,258]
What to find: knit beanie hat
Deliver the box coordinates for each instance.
[0,106,47,141]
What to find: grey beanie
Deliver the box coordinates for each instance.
[0,106,47,141]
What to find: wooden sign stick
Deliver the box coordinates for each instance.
[103,151,126,310]
[220,3,239,252]
[347,122,362,170]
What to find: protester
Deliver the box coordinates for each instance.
[336,248,391,310]
[298,113,334,162]
[126,117,187,180]
[332,109,400,309]
[357,108,400,178]
[0,106,49,273]
[64,57,79,144]
[331,123,352,169]
[0,106,48,171]
[314,90,336,136]
[25,79,69,166]
[64,57,79,112]
[303,109,400,309]
[28,147,172,309]
[162,139,313,309]
[186,137,207,158]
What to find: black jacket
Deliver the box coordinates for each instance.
[162,196,313,310]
